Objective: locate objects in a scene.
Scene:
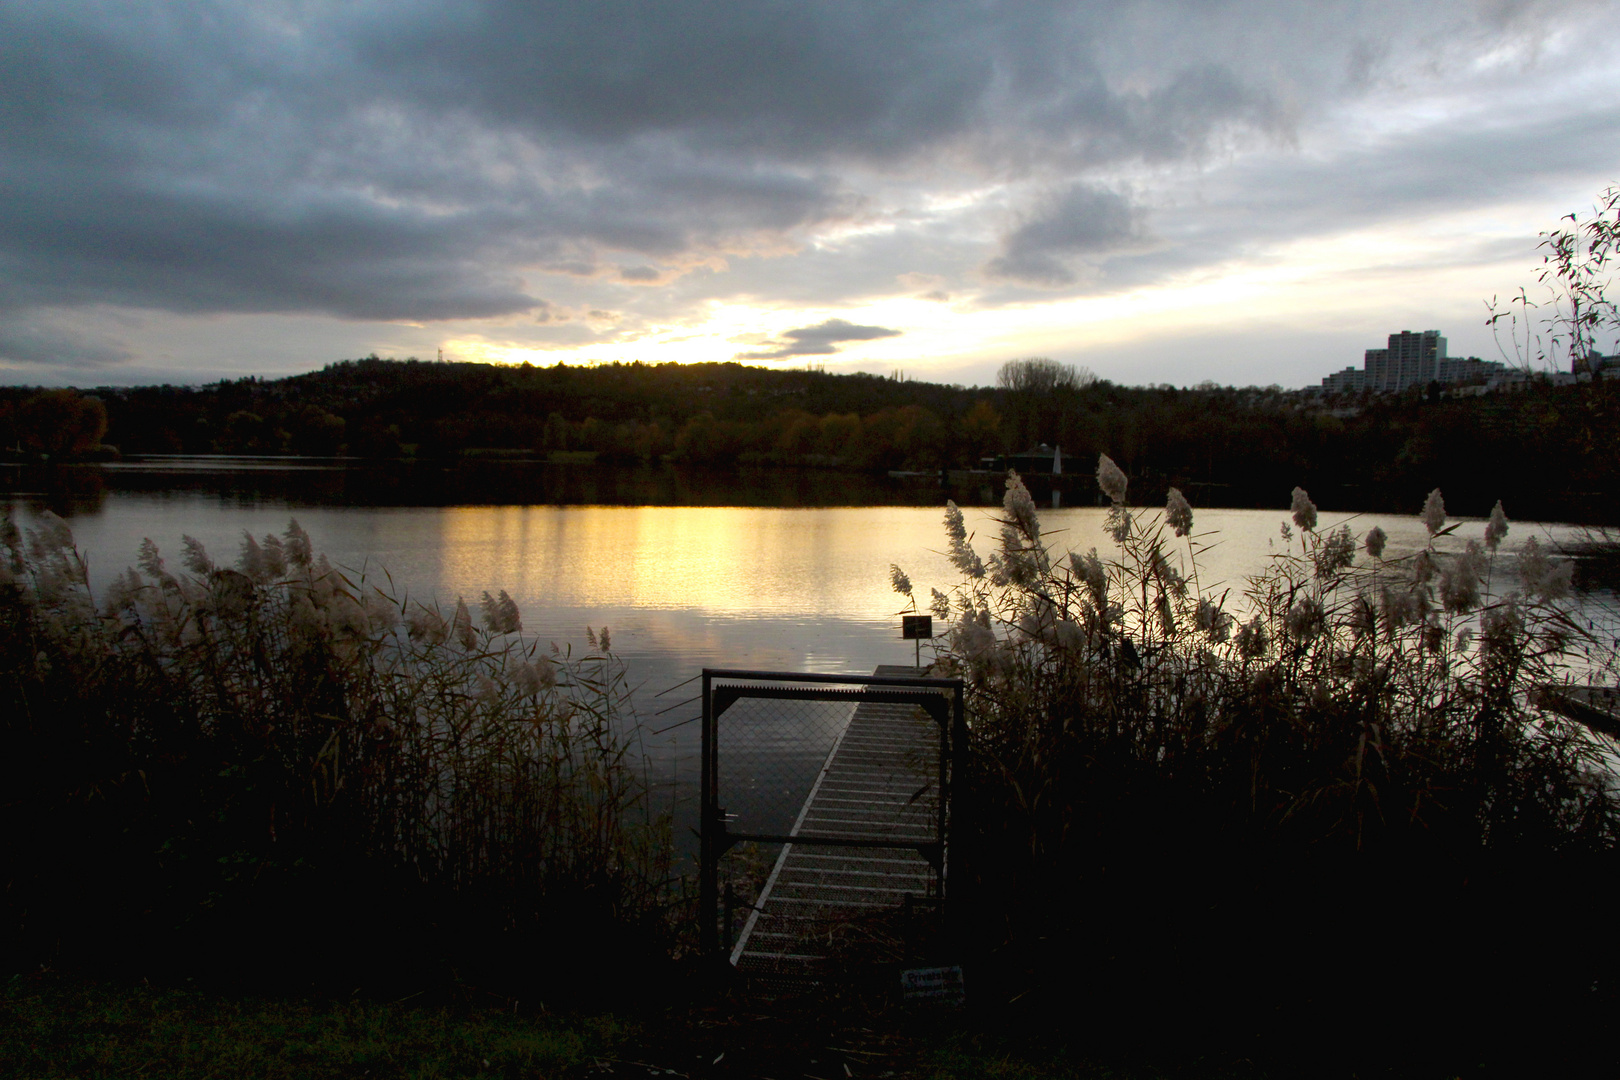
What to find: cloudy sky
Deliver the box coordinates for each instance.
[3,0,1618,390]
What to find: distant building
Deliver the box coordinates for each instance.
[1575,349,1619,377]
[1320,329,1507,394]
[1364,330,1444,391]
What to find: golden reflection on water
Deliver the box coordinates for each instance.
[426,502,1590,624]
[22,493,1599,628]
[435,505,960,618]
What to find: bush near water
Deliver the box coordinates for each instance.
[4,461,1620,1064]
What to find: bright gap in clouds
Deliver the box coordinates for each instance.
[450,205,1549,388]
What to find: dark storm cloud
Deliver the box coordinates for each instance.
[0,0,1291,340]
[1014,61,1289,167]
[346,1,1014,160]
[0,178,537,320]
[986,184,1150,286]
[342,2,1300,174]
[737,319,902,360]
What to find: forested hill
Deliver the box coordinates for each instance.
[3,357,1617,523]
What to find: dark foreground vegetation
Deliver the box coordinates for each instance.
[6,966,1286,1080]
[5,353,1620,522]
[5,458,1620,1074]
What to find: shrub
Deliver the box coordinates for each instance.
[0,512,670,991]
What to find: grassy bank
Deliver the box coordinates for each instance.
[1,968,1376,1079]
[15,965,1590,1078]
[2,971,624,1079]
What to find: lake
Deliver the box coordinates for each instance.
[10,458,1601,686]
[5,457,1614,838]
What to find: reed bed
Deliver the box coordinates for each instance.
[898,464,1620,1061]
[0,512,671,990]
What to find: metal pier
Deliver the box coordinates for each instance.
[701,666,959,980]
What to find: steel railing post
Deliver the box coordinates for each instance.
[699,669,717,958]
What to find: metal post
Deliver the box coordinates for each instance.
[936,694,949,897]
[723,880,735,955]
[948,680,968,941]
[699,669,717,957]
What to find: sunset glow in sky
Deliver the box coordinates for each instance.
[4,1,1618,389]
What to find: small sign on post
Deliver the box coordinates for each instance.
[901,614,933,668]
[900,964,966,1005]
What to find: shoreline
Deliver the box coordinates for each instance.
[6,455,1620,523]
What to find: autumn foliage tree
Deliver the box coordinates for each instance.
[0,389,108,458]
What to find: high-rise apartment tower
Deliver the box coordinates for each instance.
[1362,330,1447,392]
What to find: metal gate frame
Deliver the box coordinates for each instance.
[698,668,966,958]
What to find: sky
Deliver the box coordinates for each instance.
[3,0,1619,391]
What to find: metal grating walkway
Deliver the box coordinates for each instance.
[730,666,941,978]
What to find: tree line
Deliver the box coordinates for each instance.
[3,355,1617,522]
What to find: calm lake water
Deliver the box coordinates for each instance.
[5,458,1614,838]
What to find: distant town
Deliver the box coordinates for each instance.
[1318,328,1614,395]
